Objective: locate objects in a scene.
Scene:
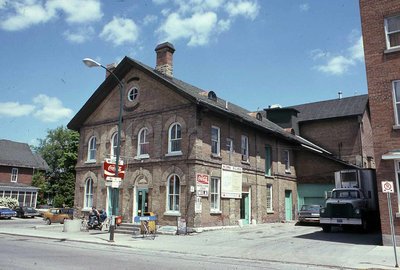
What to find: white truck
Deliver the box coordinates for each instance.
[320,169,379,232]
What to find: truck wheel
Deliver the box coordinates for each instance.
[322,225,331,233]
[361,219,369,233]
[45,218,51,225]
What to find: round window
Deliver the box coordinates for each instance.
[127,87,139,101]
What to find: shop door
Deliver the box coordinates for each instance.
[285,190,293,221]
[240,193,250,225]
[136,188,148,217]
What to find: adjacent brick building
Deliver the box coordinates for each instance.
[360,0,400,245]
[0,140,48,208]
[68,43,354,229]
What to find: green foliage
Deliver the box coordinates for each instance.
[31,171,48,206]
[0,197,19,208]
[34,126,79,208]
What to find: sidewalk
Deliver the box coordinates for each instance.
[0,222,399,270]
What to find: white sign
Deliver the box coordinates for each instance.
[196,173,209,197]
[195,197,202,213]
[382,181,395,193]
[106,176,122,188]
[221,165,242,198]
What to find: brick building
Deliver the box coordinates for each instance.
[360,0,400,245]
[0,140,48,208]
[68,43,353,229]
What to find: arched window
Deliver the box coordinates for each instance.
[127,87,139,101]
[168,123,181,153]
[111,132,118,157]
[84,178,93,209]
[137,128,149,157]
[87,136,97,161]
[167,174,180,212]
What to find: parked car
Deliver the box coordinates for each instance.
[298,204,321,223]
[43,208,73,225]
[14,206,40,218]
[0,207,17,219]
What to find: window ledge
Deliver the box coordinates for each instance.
[164,211,181,217]
[264,175,274,179]
[135,154,150,160]
[393,125,400,130]
[396,212,400,218]
[211,154,222,159]
[82,208,92,212]
[384,47,400,54]
[85,160,96,164]
[267,210,274,214]
[241,160,250,165]
[165,151,183,157]
[210,210,222,215]
[285,170,291,174]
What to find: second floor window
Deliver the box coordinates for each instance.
[393,80,400,126]
[138,128,149,157]
[168,123,182,153]
[111,132,118,157]
[241,135,249,162]
[211,126,220,156]
[283,150,290,173]
[265,145,272,176]
[87,136,96,161]
[11,168,18,182]
[385,15,400,49]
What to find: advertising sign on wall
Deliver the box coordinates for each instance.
[221,164,242,199]
[196,173,209,197]
[103,158,125,179]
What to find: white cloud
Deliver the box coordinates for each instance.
[63,26,95,44]
[299,3,310,12]
[143,14,158,26]
[153,0,169,4]
[314,34,364,76]
[0,0,102,31]
[225,0,260,20]
[0,102,35,117]
[100,17,139,46]
[33,94,73,123]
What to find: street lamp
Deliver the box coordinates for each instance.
[83,57,123,242]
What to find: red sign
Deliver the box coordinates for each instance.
[104,159,125,179]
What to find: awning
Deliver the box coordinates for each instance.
[382,150,400,160]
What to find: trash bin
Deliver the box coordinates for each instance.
[115,215,122,225]
[140,212,156,234]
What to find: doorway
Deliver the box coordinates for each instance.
[285,190,293,221]
[240,193,250,225]
[136,188,149,217]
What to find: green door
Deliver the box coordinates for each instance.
[136,188,148,216]
[285,190,293,221]
[240,193,250,225]
[107,187,119,216]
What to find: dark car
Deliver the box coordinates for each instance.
[0,207,17,219]
[14,206,40,218]
[298,204,321,223]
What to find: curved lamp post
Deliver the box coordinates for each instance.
[83,58,123,242]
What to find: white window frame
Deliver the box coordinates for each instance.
[137,127,150,158]
[211,126,220,156]
[393,80,400,126]
[111,132,118,157]
[266,184,273,212]
[385,15,400,50]
[84,178,93,210]
[241,135,249,162]
[87,136,97,162]
[283,150,291,173]
[210,177,221,213]
[166,174,180,215]
[168,122,182,155]
[11,168,18,182]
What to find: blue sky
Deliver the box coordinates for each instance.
[0,0,366,146]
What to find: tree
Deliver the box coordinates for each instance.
[34,126,79,208]
[31,171,48,206]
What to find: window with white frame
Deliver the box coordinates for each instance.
[210,177,221,212]
[84,178,93,209]
[385,15,400,50]
[283,150,290,173]
[241,135,249,161]
[211,126,220,156]
[137,128,149,157]
[87,136,97,161]
[111,132,118,157]
[11,168,18,182]
[265,145,272,176]
[167,174,180,213]
[168,123,182,154]
[393,81,400,126]
[127,87,139,102]
[266,184,273,212]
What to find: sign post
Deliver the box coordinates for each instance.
[382,181,399,268]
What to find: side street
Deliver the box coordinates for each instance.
[0,218,396,270]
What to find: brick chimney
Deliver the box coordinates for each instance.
[155,42,175,77]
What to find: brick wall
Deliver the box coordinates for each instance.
[0,166,33,185]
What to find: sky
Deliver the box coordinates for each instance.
[0,0,366,146]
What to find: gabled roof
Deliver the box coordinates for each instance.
[0,140,49,170]
[287,94,368,122]
[67,56,358,164]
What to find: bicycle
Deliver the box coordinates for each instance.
[80,216,88,232]
[142,220,156,240]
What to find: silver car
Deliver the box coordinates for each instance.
[298,205,321,223]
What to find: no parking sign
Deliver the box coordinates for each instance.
[382,181,395,193]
